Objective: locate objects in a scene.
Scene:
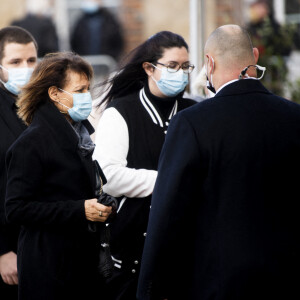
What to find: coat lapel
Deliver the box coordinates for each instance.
[216,79,271,98]
[0,88,26,137]
[35,101,96,195]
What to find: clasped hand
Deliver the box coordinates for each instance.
[0,251,18,285]
[84,198,112,222]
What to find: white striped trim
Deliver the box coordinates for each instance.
[117,197,127,213]
[139,88,179,128]
[168,100,178,120]
[140,88,164,127]
[112,256,122,264]
[142,88,164,127]
[139,89,158,125]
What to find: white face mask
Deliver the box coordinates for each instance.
[0,65,34,95]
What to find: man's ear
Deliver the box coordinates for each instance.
[253,47,259,64]
[48,86,59,102]
[142,62,155,76]
[206,55,215,74]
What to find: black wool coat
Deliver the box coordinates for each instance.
[0,87,25,297]
[5,101,103,300]
[137,79,300,300]
[70,7,124,59]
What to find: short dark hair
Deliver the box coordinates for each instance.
[17,52,94,125]
[0,26,38,62]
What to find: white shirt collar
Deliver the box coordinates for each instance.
[216,77,257,94]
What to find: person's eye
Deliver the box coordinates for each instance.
[168,63,178,69]
[28,58,37,63]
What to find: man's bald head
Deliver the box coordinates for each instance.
[205,25,255,70]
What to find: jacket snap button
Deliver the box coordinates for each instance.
[134,260,138,264]
[132,269,136,273]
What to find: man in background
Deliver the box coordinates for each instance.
[71,0,124,62]
[0,26,38,298]
[11,0,58,58]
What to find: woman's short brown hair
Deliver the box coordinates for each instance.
[17,52,94,125]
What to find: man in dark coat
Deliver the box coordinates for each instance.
[11,14,59,58]
[0,26,38,298]
[11,0,59,58]
[137,24,300,300]
[70,0,124,61]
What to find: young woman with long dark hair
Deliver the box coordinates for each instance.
[93,31,196,299]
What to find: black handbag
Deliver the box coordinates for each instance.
[90,160,118,278]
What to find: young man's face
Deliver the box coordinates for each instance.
[0,42,38,82]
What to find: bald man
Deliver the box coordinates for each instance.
[137,25,300,300]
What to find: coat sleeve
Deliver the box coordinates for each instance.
[93,107,157,198]
[5,137,86,227]
[137,112,203,299]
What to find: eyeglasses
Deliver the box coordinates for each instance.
[155,61,195,74]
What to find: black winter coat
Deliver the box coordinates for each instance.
[5,101,103,300]
[12,14,59,57]
[0,87,25,297]
[70,7,124,60]
[137,79,300,300]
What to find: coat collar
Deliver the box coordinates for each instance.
[215,79,271,99]
[0,87,26,136]
[33,100,94,151]
[33,101,96,194]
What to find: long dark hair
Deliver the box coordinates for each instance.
[96,31,189,107]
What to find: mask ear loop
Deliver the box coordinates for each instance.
[0,65,9,84]
[150,63,163,84]
[239,65,266,80]
[53,96,72,114]
[239,66,249,79]
[205,55,216,94]
[256,65,266,80]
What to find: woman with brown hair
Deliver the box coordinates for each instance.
[5,52,112,300]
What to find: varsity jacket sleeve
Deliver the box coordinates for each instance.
[93,107,157,198]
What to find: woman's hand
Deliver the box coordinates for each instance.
[0,251,18,285]
[84,198,112,222]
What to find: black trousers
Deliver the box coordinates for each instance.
[105,267,138,300]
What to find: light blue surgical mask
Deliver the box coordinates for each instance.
[0,66,33,95]
[151,64,189,97]
[58,88,93,122]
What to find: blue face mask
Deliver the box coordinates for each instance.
[58,88,93,122]
[0,66,33,95]
[151,65,189,97]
